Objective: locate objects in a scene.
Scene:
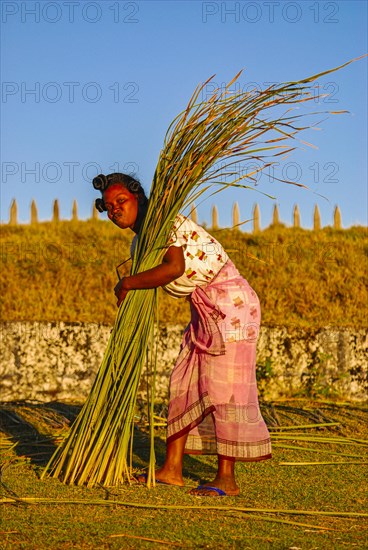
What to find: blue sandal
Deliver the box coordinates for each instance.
[192,485,227,496]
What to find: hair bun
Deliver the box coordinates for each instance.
[93,174,108,191]
[95,198,106,212]
[128,180,140,193]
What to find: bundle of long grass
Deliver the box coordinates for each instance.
[42,59,359,487]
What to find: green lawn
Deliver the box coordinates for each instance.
[1,399,367,549]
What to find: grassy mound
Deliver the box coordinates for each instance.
[1,221,367,328]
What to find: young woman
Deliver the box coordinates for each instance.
[93,172,271,497]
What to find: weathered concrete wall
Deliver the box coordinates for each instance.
[0,322,367,402]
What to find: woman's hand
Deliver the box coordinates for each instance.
[113,246,185,306]
[114,278,129,307]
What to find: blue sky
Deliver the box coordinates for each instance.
[1,0,367,229]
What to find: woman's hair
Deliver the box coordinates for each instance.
[92,173,148,212]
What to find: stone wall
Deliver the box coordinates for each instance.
[0,322,367,403]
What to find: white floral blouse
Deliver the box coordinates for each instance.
[130,214,229,299]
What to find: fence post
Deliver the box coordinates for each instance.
[9,199,18,225]
[72,199,78,221]
[4,199,347,230]
[313,204,321,230]
[253,203,260,233]
[91,202,99,221]
[52,199,60,223]
[293,204,300,228]
[272,204,280,226]
[30,200,38,224]
[190,203,198,224]
[211,205,219,229]
[333,205,342,229]
[232,202,240,229]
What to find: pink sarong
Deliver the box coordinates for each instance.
[167,260,272,461]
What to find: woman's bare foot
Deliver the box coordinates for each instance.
[137,465,185,486]
[189,476,240,496]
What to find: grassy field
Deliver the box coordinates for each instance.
[1,221,367,328]
[1,399,367,549]
[2,221,367,546]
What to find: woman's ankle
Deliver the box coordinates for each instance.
[160,462,183,475]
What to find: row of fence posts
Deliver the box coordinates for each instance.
[7,198,343,231]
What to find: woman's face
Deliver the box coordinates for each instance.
[103,183,139,230]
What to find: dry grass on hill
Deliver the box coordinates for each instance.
[1,220,367,328]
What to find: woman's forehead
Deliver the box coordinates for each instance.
[103,184,133,200]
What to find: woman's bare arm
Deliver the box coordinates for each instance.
[118,245,185,292]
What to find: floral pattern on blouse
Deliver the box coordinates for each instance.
[130,214,229,299]
[162,214,229,298]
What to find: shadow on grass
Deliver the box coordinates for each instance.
[132,427,216,483]
[2,398,346,485]
[0,401,82,466]
[0,400,216,483]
